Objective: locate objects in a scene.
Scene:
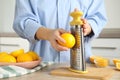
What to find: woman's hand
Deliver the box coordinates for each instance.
[82,19,92,36]
[35,27,69,51]
[73,9,92,36]
[47,28,69,51]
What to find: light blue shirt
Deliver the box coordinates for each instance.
[13,0,107,62]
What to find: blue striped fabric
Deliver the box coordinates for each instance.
[0,62,53,78]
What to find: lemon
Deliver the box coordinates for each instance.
[116,62,120,70]
[90,56,109,67]
[113,59,120,65]
[26,51,39,61]
[0,54,16,63]
[17,53,33,62]
[95,58,109,67]
[10,49,24,58]
[58,33,75,48]
[90,56,103,64]
[0,52,8,56]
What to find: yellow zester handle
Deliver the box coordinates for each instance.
[70,10,83,26]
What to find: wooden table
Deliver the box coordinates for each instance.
[1,63,120,80]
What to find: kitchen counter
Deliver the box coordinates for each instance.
[0,32,18,37]
[1,63,120,80]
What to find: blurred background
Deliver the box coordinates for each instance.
[0,0,120,64]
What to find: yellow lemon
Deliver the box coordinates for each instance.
[0,54,16,63]
[95,58,109,67]
[58,33,75,48]
[0,52,8,56]
[90,55,109,67]
[17,53,33,62]
[113,59,120,65]
[116,62,120,70]
[10,49,24,58]
[26,51,39,61]
[90,56,103,64]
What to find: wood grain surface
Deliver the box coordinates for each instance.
[50,67,114,80]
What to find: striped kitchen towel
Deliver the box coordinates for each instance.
[0,62,54,79]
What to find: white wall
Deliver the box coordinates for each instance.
[105,0,120,29]
[0,0,120,32]
[0,0,15,32]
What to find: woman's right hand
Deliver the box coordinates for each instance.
[35,27,69,51]
[47,28,69,51]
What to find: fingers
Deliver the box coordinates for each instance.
[56,45,69,51]
[81,19,92,36]
[83,28,88,36]
[49,28,69,51]
[74,8,78,12]
[55,29,66,43]
[56,35,66,43]
[81,19,87,36]
[59,28,70,34]
[59,28,66,34]
[52,40,68,51]
[55,29,71,51]
[82,18,87,24]
[56,28,70,43]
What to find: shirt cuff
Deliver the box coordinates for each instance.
[24,19,41,43]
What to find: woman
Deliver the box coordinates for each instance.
[13,0,107,62]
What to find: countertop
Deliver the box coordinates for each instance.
[1,63,120,80]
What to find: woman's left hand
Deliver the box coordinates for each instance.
[82,19,92,36]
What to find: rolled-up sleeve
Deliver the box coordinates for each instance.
[85,0,107,39]
[13,0,41,43]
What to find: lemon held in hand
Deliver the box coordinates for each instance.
[58,33,75,48]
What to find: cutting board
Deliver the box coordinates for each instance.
[50,67,114,80]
